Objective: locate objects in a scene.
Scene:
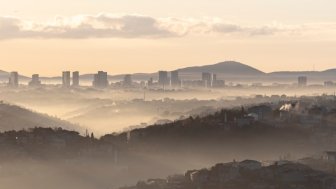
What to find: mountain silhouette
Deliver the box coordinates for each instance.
[177,61,265,75]
[1,61,336,82]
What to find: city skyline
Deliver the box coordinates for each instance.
[1,2,336,189]
[1,60,336,79]
[0,0,336,76]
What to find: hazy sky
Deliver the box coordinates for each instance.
[0,0,336,76]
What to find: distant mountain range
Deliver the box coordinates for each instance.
[1,61,336,83]
[177,61,265,75]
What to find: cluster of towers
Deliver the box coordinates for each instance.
[7,71,109,88]
[7,70,222,89]
[201,72,225,88]
[157,70,181,88]
[62,71,109,88]
[62,71,79,87]
[5,70,315,89]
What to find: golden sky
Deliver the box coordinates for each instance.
[0,0,336,76]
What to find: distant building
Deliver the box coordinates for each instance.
[202,72,212,88]
[298,76,307,87]
[9,72,19,87]
[29,74,41,86]
[123,74,132,87]
[93,71,109,88]
[171,71,181,87]
[11,72,19,87]
[158,71,169,87]
[8,72,19,87]
[62,71,71,88]
[72,71,79,87]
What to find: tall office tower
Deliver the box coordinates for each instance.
[8,72,19,87]
[158,71,169,87]
[170,70,181,87]
[93,71,109,88]
[62,71,71,87]
[123,74,132,87]
[202,72,212,88]
[29,74,41,86]
[298,76,308,87]
[72,71,79,87]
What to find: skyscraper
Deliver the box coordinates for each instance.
[62,71,71,87]
[158,71,169,87]
[298,76,307,87]
[202,72,212,88]
[123,74,132,87]
[171,70,181,87]
[72,71,79,87]
[8,72,19,87]
[93,71,109,88]
[29,74,41,86]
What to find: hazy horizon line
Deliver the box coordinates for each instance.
[1,60,335,78]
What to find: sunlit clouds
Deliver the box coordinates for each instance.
[1,13,335,40]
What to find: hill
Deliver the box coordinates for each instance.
[0,70,30,82]
[107,61,266,81]
[122,160,336,189]
[177,61,265,75]
[0,102,81,132]
[268,69,336,77]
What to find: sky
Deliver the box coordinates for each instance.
[0,0,336,76]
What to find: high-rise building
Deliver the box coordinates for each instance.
[171,71,181,87]
[29,74,41,86]
[8,72,19,87]
[202,72,212,88]
[62,71,71,88]
[123,74,132,87]
[158,71,169,87]
[93,71,109,88]
[72,71,79,87]
[298,76,307,87]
